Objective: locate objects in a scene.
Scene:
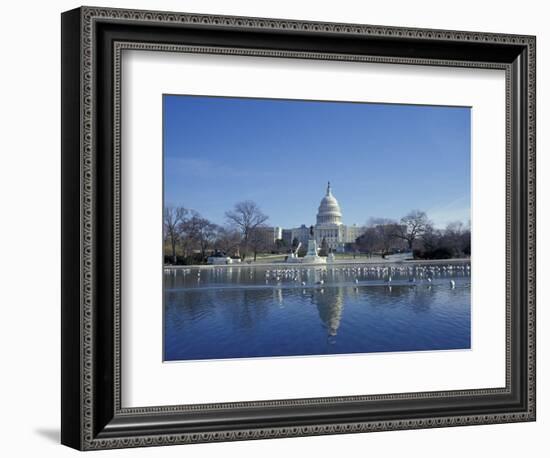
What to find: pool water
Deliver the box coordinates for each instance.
[164,263,471,361]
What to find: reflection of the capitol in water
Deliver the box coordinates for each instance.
[310,287,344,338]
[164,263,471,361]
[308,283,440,339]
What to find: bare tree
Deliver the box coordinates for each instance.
[182,214,219,262]
[225,201,269,259]
[394,210,431,250]
[443,221,471,257]
[214,227,242,258]
[176,209,198,259]
[362,218,401,256]
[356,227,380,254]
[376,223,402,256]
[421,223,441,252]
[163,206,187,264]
[366,217,395,227]
[248,226,270,262]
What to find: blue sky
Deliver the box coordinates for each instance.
[164,95,471,229]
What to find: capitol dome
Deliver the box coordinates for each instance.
[316,182,343,226]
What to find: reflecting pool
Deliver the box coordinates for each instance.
[164,263,471,361]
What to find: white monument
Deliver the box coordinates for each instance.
[283,182,367,253]
[301,226,327,264]
[286,242,302,263]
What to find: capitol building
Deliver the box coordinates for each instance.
[280,182,367,253]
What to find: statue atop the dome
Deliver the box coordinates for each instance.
[326,181,331,195]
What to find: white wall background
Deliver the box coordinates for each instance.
[0,0,546,456]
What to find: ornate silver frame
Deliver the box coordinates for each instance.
[61,6,536,450]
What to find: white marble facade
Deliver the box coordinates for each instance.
[282,183,366,252]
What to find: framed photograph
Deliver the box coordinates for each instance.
[61,6,536,450]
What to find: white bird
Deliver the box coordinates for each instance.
[450,280,456,289]
[355,278,359,284]
[301,281,306,286]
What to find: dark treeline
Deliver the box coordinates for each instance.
[355,211,470,260]
[164,201,278,265]
[165,204,470,265]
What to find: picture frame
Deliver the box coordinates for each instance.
[61,6,536,450]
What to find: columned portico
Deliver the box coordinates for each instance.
[285,182,367,253]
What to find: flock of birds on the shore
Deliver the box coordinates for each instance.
[167,264,470,290]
